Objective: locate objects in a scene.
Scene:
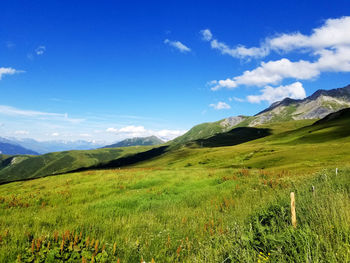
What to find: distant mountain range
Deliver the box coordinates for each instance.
[0,137,38,155]
[104,136,164,148]
[0,135,165,156]
[0,137,105,154]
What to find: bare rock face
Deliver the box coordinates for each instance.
[220,116,246,130]
[249,84,350,126]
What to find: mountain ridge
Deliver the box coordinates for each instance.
[171,84,350,146]
[257,84,350,115]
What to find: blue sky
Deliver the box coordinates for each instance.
[1,1,350,142]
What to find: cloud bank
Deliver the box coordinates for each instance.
[202,17,350,101]
[247,82,306,104]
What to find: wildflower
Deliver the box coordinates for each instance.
[113,242,117,255]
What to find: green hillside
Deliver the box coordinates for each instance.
[132,109,350,172]
[0,146,153,184]
[264,107,350,145]
[170,120,226,146]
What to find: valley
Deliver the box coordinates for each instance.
[0,88,350,261]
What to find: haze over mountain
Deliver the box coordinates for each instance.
[103,136,164,148]
[1,137,105,154]
[0,137,38,155]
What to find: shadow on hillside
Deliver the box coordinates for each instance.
[193,127,272,147]
[71,145,169,172]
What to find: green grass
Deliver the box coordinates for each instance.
[1,166,350,262]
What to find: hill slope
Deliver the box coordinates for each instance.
[0,146,153,184]
[133,107,350,171]
[170,116,249,147]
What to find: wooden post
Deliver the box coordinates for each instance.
[336,168,338,176]
[290,192,297,228]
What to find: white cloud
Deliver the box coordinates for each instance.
[210,78,237,91]
[0,67,23,80]
[201,28,268,59]
[200,29,213,41]
[209,101,231,110]
[268,16,350,52]
[14,130,29,135]
[106,127,118,133]
[210,39,268,59]
[119,125,147,133]
[79,133,91,137]
[231,97,245,102]
[35,46,46,55]
[205,16,350,59]
[51,132,60,137]
[0,105,84,123]
[207,16,350,90]
[164,39,191,53]
[155,129,185,139]
[247,82,306,104]
[230,58,318,88]
[0,105,63,117]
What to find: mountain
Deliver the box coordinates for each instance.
[0,138,38,155]
[104,136,164,148]
[249,84,350,126]
[7,138,105,154]
[172,84,350,146]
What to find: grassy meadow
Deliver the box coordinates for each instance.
[0,165,350,262]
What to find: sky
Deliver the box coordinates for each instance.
[1,0,350,143]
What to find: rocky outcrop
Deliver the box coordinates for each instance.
[220,116,246,129]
